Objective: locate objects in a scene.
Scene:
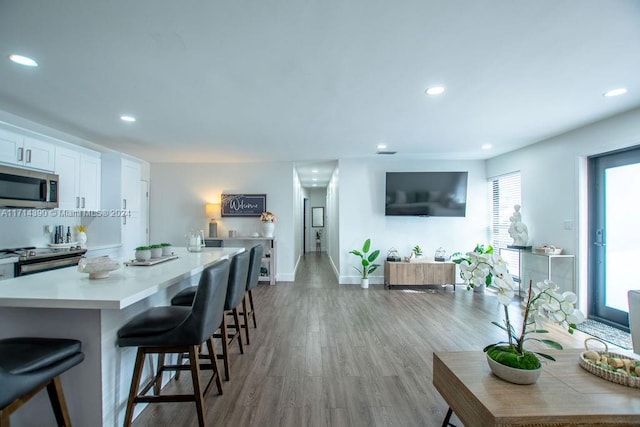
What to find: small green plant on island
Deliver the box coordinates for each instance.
[135,246,151,251]
[160,242,172,247]
[412,245,423,256]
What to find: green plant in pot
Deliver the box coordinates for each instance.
[412,245,423,258]
[349,238,380,289]
[134,246,151,262]
[456,246,585,384]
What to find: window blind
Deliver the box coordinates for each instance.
[488,172,522,278]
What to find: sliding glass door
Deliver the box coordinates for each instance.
[589,146,640,329]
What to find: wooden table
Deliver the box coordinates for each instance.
[433,350,640,426]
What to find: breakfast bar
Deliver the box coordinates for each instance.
[0,247,243,427]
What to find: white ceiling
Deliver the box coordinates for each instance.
[1,1,639,188]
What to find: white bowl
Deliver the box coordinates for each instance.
[78,256,120,279]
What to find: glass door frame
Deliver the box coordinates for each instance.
[588,145,640,330]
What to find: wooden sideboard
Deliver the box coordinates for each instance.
[384,260,456,289]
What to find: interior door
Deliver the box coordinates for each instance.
[589,145,640,329]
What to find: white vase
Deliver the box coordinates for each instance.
[473,283,486,293]
[78,231,87,248]
[361,278,369,289]
[486,353,542,385]
[262,221,275,237]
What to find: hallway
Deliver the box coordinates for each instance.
[133,253,593,426]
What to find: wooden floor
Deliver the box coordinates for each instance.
[132,253,599,427]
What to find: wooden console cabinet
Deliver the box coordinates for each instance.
[384,260,456,289]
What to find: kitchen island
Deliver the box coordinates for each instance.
[0,247,243,427]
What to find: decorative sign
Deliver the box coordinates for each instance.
[221,194,266,217]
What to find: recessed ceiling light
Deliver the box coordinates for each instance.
[481,144,493,150]
[603,88,628,97]
[120,115,136,122]
[425,86,446,96]
[312,184,317,187]
[9,54,38,67]
[312,178,318,181]
[312,169,318,173]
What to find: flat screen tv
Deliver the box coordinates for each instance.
[385,171,468,217]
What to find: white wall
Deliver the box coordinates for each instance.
[326,166,340,278]
[149,162,296,281]
[292,168,305,276]
[486,106,640,308]
[337,157,489,285]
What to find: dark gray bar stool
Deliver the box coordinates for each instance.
[241,244,263,344]
[0,337,84,426]
[117,259,230,427]
[171,250,249,381]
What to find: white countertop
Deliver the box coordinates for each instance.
[0,247,243,310]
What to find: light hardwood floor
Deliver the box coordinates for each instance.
[132,253,600,427]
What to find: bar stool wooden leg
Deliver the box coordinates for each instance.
[154,352,165,395]
[46,376,72,427]
[219,318,230,381]
[204,337,223,396]
[124,348,146,427]
[232,308,244,355]
[242,295,251,345]
[187,346,206,427]
[249,289,257,328]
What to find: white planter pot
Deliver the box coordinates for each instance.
[135,250,151,262]
[150,247,162,258]
[361,278,369,289]
[486,353,542,385]
[161,246,173,256]
[262,221,275,237]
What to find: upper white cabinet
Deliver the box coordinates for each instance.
[80,154,101,210]
[0,128,55,171]
[23,136,55,171]
[121,158,141,212]
[55,146,101,210]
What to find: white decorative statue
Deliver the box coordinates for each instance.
[508,204,529,246]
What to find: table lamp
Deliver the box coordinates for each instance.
[205,203,221,237]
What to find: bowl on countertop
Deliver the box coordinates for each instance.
[78,256,120,279]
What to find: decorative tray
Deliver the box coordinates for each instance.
[578,338,640,388]
[124,255,179,266]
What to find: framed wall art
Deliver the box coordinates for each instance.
[221,194,266,217]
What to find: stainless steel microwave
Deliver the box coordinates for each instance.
[0,164,59,209]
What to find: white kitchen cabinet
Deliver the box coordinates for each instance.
[0,128,55,171]
[79,153,101,210]
[121,158,141,212]
[55,146,101,210]
[101,154,143,258]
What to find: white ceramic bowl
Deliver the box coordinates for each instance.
[77,256,120,279]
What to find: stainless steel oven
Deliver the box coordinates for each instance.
[0,247,87,276]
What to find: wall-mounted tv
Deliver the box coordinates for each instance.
[385,171,468,217]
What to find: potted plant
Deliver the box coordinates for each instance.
[260,211,277,237]
[149,244,163,258]
[135,246,151,262]
[412,245,423,258]
[160,242,173,256]
[349,238,380,289]
[452,244,493,292]
[456,246,585,384]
